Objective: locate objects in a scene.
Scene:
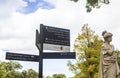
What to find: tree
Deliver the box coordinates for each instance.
[5,70,22,78]
[46,75,52,78]
[0,61,38,78]
[0,61,23,78]
[70,0,109,12]
[21,70,27,78]
[115,50,120,66]
[0,62,6,78]
[52,74,66,78]
[68,24,103,78]
[0,61,22,72]
[26,69,38,78]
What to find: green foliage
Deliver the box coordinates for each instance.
[70,0,109,12]
[6,70,22,78]
[0,61,38,78]
[0,61,67,78]
[0,61,22,72]
[0,63,6,78]
[68,24,103,78]
[52,74,66,78]
[115,50,120,66]
[45,74,66,78]
[0,61,23,78]
[46,75,52,78]
[26,69,38,78]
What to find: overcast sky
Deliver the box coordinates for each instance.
[0,0,120,77]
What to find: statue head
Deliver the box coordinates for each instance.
[102,30,113,42]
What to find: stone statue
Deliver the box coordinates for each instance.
[98,31,120,78]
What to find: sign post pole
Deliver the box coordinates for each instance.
[39,24,44,78]
[35,24,44,78]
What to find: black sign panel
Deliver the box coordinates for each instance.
[41,25,70,46]
[6,52,39,62]
[43,52,75,59]
[6,52,75,60]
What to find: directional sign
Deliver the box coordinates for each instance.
[6,52,39,62]
[43,52,75,59]
[6,52,75,60]
[40,24,70,52]
[42,25,70,46]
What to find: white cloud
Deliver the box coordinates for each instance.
[1,0,120,53]
[0,0,27,19]
[0,12,39,54]
[0,0,120,55]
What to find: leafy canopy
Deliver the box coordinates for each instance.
[70,0,109,12]
[68,24,103,78]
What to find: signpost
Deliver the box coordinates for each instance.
[36,24,75,78]
[6,52,75,61]
[6,24,76,78]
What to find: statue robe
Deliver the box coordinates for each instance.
[98,44,120,78]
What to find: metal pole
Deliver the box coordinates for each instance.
[39,49,43,78]
[39,24,44,78]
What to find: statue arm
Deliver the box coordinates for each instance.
[101,45,114,56]
[108,45,115,55]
